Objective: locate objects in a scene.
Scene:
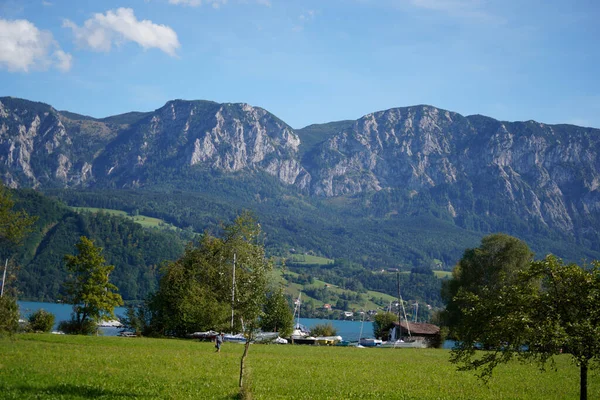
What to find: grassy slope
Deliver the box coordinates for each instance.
[1,334,596,400]
[433,270,453,278]
[71,207,180,231]
[278,269,396,311]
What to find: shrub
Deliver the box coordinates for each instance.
[0,295,19,335]
[310,323,337,337]
[28,309,55,332]
[57,317,97,335]
[372,312,397,341]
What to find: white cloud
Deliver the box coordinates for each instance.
[53,49,72,72]
[63,8,180,57]
[169,0,227,8]
[0,18,72,72]
[169,0,270,7]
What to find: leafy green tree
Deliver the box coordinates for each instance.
[373,312,397,341]
[148,236,231,336]
[62,236,123,334]
[119,304,152,336]
[222,213,273,388]
[261,287,293,337]
[522,256,600,400]
[0,184,36,335]
[446,247,600,400]
[28,309,55,332]
[441,233,533,338]
[148,211,273,389]
[0,184,37,249]
[0,295,19,335]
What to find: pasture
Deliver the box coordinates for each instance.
[0,334,596,399]
[71,207,180,231]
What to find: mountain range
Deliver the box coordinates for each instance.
[1,96,599,266]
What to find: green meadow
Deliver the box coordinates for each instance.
[1,334,597,399]
[433,270,453,279]
[71,207,180,231]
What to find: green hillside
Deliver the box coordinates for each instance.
[8,190,190,302]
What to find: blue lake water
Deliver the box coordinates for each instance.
[18,301,127,336]
[18,301,374,340]
[17,301,459,347]
[296,317,374,342]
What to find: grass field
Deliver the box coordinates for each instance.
[287,254,334,265]
[1,334,596,399]
[433,270,453,279]
[72,207,180,231]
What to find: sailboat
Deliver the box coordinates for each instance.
[381,271,427,348]
[288,292,317,345]
[357,311,382,347]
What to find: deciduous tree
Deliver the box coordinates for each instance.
[147,212,273,389]
[441,233,533,338]
[262,287,293,338]
[62,236,123,334]
[445,234,599,400]
[0,184,36,335]
[373,312,397,341]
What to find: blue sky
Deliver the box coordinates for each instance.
[1,0,599,129]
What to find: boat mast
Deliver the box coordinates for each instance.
[0,259,7,297]
[231,252,236,330]
[358,310,365,340]
[297,292,301,326]
[397,270,411,337]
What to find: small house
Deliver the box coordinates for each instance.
[389,321,441,348]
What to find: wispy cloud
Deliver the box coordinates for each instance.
[406,0,498,22]
[168,0,271,8]
[293,10,316,32]
[0,18,72,72]
[63,8,180,57]
[168,0,227,8]
[566,118,591,127]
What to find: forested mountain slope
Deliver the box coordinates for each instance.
[6,189,187,301]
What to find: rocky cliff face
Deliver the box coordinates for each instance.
[84,99,311,189]
[309,106,600,235]
[1,97,599,240]
[0,98,117,188]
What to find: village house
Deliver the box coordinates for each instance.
[389,321,441,348]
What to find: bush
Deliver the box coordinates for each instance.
[57,317,97,335]
[372,312,397,341]
[310,323,337,337]
[28,309,55,332]
[0,295,19,335]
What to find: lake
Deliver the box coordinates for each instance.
[18,301,374,340]
[18,301,127,336]
[18,301,456,347]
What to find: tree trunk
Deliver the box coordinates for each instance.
[580,362,587,400]
[239,340,250,388]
